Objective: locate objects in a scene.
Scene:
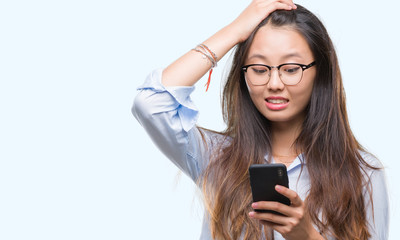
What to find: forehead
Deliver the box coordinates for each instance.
[247,24,313,63]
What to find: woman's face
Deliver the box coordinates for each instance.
[244,24,316,127]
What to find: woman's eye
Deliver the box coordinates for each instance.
[283,66,301,74]
[251,67,268,74]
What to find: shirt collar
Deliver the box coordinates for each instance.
[265,153,305,172]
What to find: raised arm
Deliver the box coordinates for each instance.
[162,0,297,87]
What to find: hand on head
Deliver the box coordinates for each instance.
[230,0,297,43]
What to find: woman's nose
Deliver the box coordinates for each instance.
[267,68,285,91]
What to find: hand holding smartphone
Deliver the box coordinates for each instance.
[249,163,290,214]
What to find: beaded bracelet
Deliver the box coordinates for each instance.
[192,44,218,91]
[199,44,217,64]
[193,48,217,68]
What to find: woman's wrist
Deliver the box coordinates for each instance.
[162,25,240,88]
[202,24,243,61]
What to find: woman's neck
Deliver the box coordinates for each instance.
[270,121,303,167]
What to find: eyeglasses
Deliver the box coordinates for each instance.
[242,61,316,86]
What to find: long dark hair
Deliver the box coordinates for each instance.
[200,5,378,240]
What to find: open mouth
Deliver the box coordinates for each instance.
[265,97,289,110]
[266,99,288,104]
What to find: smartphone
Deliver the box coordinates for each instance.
[249,163,290,214]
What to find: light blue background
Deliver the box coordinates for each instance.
[0,0,399,239]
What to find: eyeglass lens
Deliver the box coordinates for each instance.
[245,64,304,86]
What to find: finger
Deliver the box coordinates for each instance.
[258,220,292,236]
[252,201,292,216]
[279,0,297,9]
[275,185,303,206]
[259,0,296,10]
[271,0,296,8]
[249,211,288,225]
[275,1,294,10]
[260,1,294,12]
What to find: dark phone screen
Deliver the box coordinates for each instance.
[249,164,290,214]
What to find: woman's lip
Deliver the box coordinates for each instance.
[265,97,289,110]
[266,96,289,100]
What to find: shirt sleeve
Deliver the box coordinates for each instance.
[132,69,214,182]
[362,153,390,240]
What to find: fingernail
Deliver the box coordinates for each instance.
[275,185,282,191]
[252,203,258,208]
[249,212,255,218]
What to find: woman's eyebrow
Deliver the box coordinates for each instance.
[247,53,268,61]
[247,52,303,62]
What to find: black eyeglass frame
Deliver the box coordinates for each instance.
[241,61,316,86]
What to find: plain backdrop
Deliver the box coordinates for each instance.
[0,0,399,239]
